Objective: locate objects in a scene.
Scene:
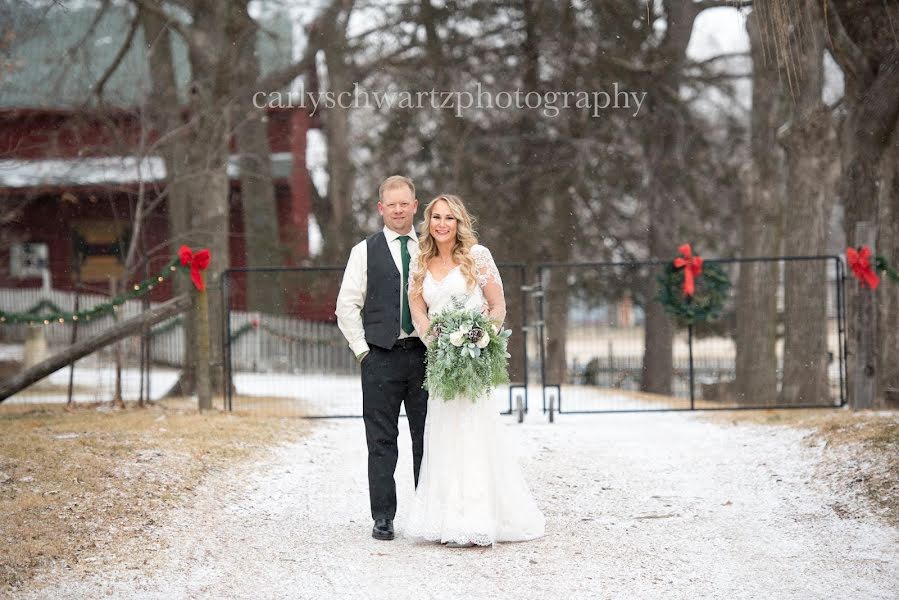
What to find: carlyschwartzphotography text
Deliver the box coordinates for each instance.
[253,81,648,118]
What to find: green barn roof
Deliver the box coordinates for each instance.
[1,1,295,108]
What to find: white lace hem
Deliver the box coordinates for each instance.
[404,391,546,548]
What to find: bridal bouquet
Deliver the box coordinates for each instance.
[424,303,513,402]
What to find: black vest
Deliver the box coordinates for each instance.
[363,232,403,349]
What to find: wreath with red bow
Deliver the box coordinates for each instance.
[846,246,899,289]
[656,244,731,326]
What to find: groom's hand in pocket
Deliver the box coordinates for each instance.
[356,350,370,364]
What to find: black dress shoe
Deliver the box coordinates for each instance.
[372,518,394,540]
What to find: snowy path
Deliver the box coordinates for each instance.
[23,412,899,600]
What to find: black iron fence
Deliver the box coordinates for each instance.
[534,256,846,414]
[3,255,846,414]
[221,264,529,418]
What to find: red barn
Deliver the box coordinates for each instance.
[0,106,318,311]
[0,4,325,318]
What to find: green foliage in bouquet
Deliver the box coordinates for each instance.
[424,301,512,402]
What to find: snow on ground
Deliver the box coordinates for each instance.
[20,411,898,600]
[232,373,532,416]
[3,366,181,405]
[8,368,659,415]
[0,344,23,361]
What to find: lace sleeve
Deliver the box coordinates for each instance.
[408,253,431,338]
[472,245,506,326]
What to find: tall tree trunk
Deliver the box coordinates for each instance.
[877,130,899,402]
[510,0,545,383]
[233,3,284,314]
[813,0,899,408]
[183,0,234,395]
[735,9,786,405]
[640,0,702,395]
[140,4,196,396]
[841,49,899,245]
[542,0,581,387]
[838,50,899,409]
[779,0,832,405]
[318,4,357,262]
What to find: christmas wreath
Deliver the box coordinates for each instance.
[656,244,731,326]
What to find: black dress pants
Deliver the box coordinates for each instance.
[361,342,428,520]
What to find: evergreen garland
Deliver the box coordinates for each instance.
[0,258,180,325]
[876,255,899,284]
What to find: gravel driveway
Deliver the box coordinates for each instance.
[21,412,899,599]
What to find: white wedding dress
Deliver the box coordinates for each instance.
[404,245,545,546]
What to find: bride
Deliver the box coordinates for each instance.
[405,194,545,547]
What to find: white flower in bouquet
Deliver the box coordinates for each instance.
[423,305,513,402]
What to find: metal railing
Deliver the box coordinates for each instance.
[533,256,846,414]
[221,264,530,418]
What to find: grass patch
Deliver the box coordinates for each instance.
[0,397,310,592]
[703,408,899,526]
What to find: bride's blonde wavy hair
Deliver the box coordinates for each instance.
[409,194,479,299]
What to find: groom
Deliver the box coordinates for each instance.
[335,175,429,541]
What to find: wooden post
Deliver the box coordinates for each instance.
[67,280,81,406]
[195,272,212,411]
[23,324,49,370]
[110,278,124,408]
[852,222,877,410]
[607,340,614,387]
[688,323,695,410]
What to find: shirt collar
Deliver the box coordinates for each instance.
[383,225,417,243]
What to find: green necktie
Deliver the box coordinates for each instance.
[398,235,414,334]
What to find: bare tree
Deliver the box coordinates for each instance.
[312,0,361,262]
[879,137,899,402]
[232,0,284,315]
[778,0,834,405]
[735,8,787,405]
[347,0,752,394]
[133,0,355,398]
[816,0,899,406]
[639,0,737,395]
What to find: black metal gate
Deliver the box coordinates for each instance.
[531,256,847,415]
[221,264,530,418]
[221,256,847,418]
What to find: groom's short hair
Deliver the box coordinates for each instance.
[379,175,415,201]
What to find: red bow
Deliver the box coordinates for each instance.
[847,246,880,290]
[673,243,703,298]
[179,245,211,291]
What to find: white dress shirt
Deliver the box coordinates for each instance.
[335,226,420,357]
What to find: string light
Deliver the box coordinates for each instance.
[0,257,187,326]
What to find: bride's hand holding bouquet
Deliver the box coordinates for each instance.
[423,300,512,402]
